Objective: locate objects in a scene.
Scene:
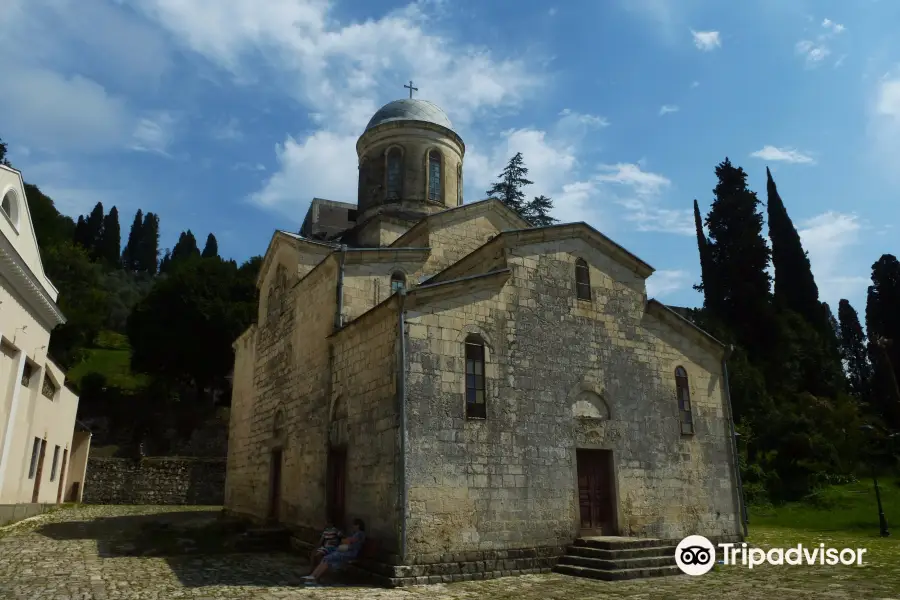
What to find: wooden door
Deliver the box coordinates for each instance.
[268,449,283,521]
[576,449,615,535]
[56,449,68,504]
[326,447,346,529]
[31,439,47,503]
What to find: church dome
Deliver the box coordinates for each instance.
[364,99,453,133]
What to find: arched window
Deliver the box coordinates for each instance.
[575,258,591,301]
[675,366,694,435]
[456,164,463,206]
[428,150,442,202]
[1,190,18,227]
[465,335,486,419]
[390,271,406,294]
[386,148,402,200]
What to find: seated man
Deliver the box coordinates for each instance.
[309,521,342,568]
[304,518,366,585]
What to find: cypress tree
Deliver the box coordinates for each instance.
[486,152,533,215]
[170,230,200,267]
[704,158,774,358]
[99,206,121,266]
[137,212,160,275]
[838,299,871,402]
[765,167,827,331]
[159,249,172,274]
[865,254,900,392]
[122,209,144,271]
[692,199,715,310]
[201,233,219,258]
[84,202,105,260]
[73,215,89,249]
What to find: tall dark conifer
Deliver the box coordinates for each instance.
[521,195,557,227]
[99,206,121,266]
[137,212,160,274]
[201,233,219,258]
[73,215,90,249]
[692,199,715,310]
[122,209,144,271]
[170,230,200,267]
[704,158,774,358]
[865,254,900,399]
[84,202,105,260]
[838,299,871,402]
[766,167,827,332]
[486,152,533,215]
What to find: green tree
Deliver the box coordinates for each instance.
[703,158,774,359]
[521,195,557,227]
[22,183,75,249]
[201,233,219,258]
[0,135,10,166]
[838,299,871,402]
[84,202,105,260]
[98,206,121,267]
[127,256,257,403]
[766,167,828,333]
[159,249,172,274]
[486,152,533,215]
[169,230,200,268]
[692,199,715,309]
[122,209,144,271]
[136,212,160,274]
[865,254,900,428]
[74,216,90,249]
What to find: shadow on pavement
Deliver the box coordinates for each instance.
[32,508,366,589]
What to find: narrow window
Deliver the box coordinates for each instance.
[575,258,591,301]
[390,272,406,294]
[428,150,442,202]
[273,409,284,438]
[457,164,463,206]
[50,445,60,481]
[28,437,40,479]
[42,374,57,399]
[358,158,368,202]
[21,362,33,387]
[465,336,486,419]
[386,148,402,200]
[675,366,694,435]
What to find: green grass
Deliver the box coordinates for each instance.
[749,476,900,532]
[67,330,148,391]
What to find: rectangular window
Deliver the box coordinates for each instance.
[50,445,60,481]
[465,341,486,419]
[677,382,694,435]
[575,259,591,301]
[21,362,33,387]
[42,375,57,399]
[28,437,41,479]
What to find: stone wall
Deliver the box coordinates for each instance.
[403,233,742,558]
[83,457,225,505]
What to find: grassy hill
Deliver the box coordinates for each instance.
[67,330,148,391]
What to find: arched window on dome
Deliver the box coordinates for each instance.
[457,164,463,206]
[386,147,402,200]
[428,150,442,202]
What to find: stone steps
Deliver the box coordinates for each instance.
[553,536,682,582]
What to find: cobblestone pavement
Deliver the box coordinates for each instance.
[0,505,898,600]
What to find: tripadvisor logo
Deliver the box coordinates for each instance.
[675,535,868,576]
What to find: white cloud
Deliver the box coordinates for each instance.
[750,145,815,164]
[869,73,900,180]
[798,211,866,305]
[821,18,845,34]
[646,269,690,299]
[796,40,830,65]
[691,30,721,51]
[592,163,693,235]
[659,105,679,116]
[212,117,244,141]
[130,112,178,156]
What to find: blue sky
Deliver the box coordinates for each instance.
[1,0,899,314]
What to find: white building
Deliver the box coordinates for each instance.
[0,164,90,506]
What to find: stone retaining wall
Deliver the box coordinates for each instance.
[83,457,225,505]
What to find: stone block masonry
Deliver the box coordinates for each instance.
[83,457,225,505]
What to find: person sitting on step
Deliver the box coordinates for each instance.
[304,518,366,585]
[309,521,342,568]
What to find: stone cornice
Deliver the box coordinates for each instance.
[0,235,66,328]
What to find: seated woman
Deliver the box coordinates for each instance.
[309,521,342,568]
[304,518,366,584]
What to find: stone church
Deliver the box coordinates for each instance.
[225,95,745,583]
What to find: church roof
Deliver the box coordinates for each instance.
[365,99,453,132]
